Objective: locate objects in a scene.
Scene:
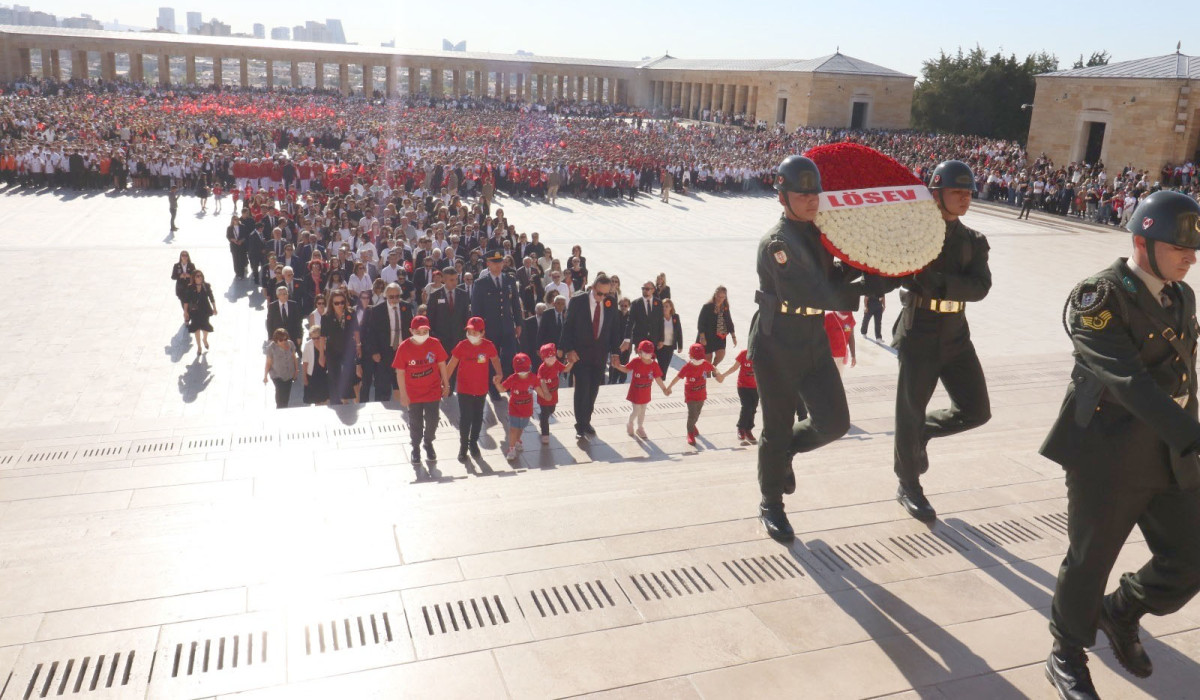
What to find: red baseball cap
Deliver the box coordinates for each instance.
[689,343,706,360]
[637,340,656,355]
[539,343,557,358]
[513,353,531,372]
[465,316,486,332]
[410,315,430,330]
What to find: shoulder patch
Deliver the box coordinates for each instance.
[1121,275,1137,294]
[774,249,788,265]
[1080,292,1096,307]
[1080,311,1113,331]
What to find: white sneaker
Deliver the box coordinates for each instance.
[541,434,550,445]
[506,447,518,461]
[636,427,647,439]
[516,439,524,451]
[627,423,636,436]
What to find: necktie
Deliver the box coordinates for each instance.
[592,297,601,339]
[447,290,455,314]
[645,299,651,316]
[282,304,286,319]
[391,305,400,347]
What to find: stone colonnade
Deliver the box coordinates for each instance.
[648,78,759,120]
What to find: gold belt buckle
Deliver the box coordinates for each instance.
[801,307,823,316]
[929,299,963,313]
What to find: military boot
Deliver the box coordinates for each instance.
[759,501,794,543]
[1097,586,1152,678]
[897,481,936,523]
[1045,645,1099,700]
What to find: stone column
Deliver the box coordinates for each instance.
[385,64,397,97]
[749,85,759,120]
[472,70,483,96]
[17,48,31,77]
[608,78,617,105]
[338,63,349,96]
[184,54,195,84]
[362,63,372,94]
[515,73,524,101]
[452,69,463,97]
[430,68,443,97]
[213,57,223,86]
[290,61,300,87]
[265,59,274,90]
[45,49,60,81]
[158,54,170,86]
[314,60,325,90]
[734,84,746,113]
[100,52,116,81]
[129,53,143,83]
[502,72,511,100]
[407,67,419,96]
[72,50,88,79]
[240,57,249,87]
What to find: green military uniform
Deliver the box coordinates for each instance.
[1042,258,1200,651]
[892,217,993,484]
[749,214,863,504]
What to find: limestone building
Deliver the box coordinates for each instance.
[1028,52,1200,173]
[0,25,914,131]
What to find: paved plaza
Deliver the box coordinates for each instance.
[1,187,1198,699]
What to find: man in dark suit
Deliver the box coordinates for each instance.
[472,249,523,399]
[516,256,545,315]
[413,255,439,292]
[265,287,303,342]
[521,304,544,369]
[559,273,622,438]
[363,282,414,402]
[628,280,665,347]
[247,221,267,285]
[427,267,470,352]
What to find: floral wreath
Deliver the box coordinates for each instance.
[803,143,945,277]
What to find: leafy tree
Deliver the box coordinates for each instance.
[1073,51,1111,69]
[911,46,1059,142]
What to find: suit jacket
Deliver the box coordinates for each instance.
[1041,258,1200,489]
[266,299,304,342]
[414,267,438,292]
[363,301,414,358]
[537,309,565,354]
[427,285,470,349]
[629,296,665,345]
[559,291,621,366]
[521,315,541,359]
[471,271,523,338]
[516,266,545,313]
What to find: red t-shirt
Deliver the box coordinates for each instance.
[676,361,715,402]
[391,338,448,403]
[501,372,539,418]
[626,358,663,405]
[825,312,852,360]
[451,339,498,396]
[734,349,757,389]
[537,361,562,406]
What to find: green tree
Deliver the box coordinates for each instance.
[1073,51,1112,69]
[911,46,1058,141]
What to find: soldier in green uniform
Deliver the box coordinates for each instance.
[749,155,873,543]
[1042,191,1200,700]
[892,160,993,522]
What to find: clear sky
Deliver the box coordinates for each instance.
[31,0,1200,78]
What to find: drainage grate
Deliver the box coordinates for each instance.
[185,437,226,451]
[962,519,1045,548]
[419,596,511,636]
[132,440,178,455]
[304,613,394,655]
[720,554,805,585]
[887,530,971,559]
[235,433,276,447]
[20,449,75,464]
[527,580,617,617]
[73,445,127,463]
[1033,512,1069,537]
[626,566,723,601]
[284,430,324,442]
[0,452,16,466]
[330,426,370,438]
[374,423,407,434]
[170,631,268,677]
[807,541,893,572]
[19,650,136,698]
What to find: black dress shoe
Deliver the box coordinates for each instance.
[469,443,482,459]
[759,502,795,543]
[1045,648,1099,700]
[424,443,436,460]
[783,467,796,495]
[1098,589,1152,678]
[897,483,936,523]
[458,445,469,462]
[583,424,597,436]
[410,447,421,464]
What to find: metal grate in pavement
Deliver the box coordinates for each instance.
[169,631,267,677]
[526,580,617,617]
[129,439,180,457]
[17,651,136,699]
[72,444,129,465]
[886,529,972,560]
[330,425,372,440]
[304,613,394,654]
[961,519,1045,548]
[233,431,277,448]
[806,541,893,573]
[18,448,75,466]
[419,596,511,636]
[1032,512,1069,537]
[283,429,325,443]
[1,630,156,700]
[180,435,228,454]
[625,565,724,601]
[720,554,805,585]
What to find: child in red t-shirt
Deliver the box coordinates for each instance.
[824,311,857,372]
[536,343,575,444]
[390,315,449,468]
[501,353,550,461]
[614,340,670,438]
[668,343,721,445]
[212,183,224,214]
[718,348,759,444]
[445,316,502,461]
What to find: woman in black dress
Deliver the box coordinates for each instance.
[655,272,672,300]
[657,298,684,376]
[171,251,195,321]
[302,326,330,405]
[696,285,736,367]
[183,269,217,353]
[320,289,358,405]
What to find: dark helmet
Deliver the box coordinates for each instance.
[775,156,822,194]
[1125,190,1200,249]
[929,160,977,192]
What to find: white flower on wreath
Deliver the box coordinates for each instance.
[816,201,944,276]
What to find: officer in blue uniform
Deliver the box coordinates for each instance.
[1042,191,1200,700]
[471,249,523,399]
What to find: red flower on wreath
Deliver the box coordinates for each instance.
[803,142,922,190]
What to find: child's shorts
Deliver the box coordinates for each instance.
[510,416,532,430]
